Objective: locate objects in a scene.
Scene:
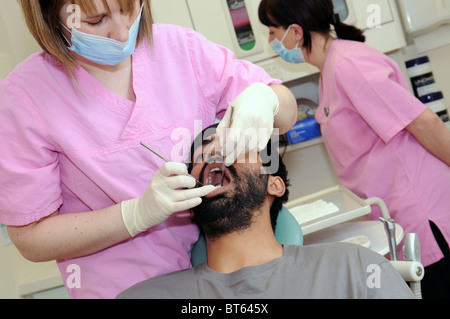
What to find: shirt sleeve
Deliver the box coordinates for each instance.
[185,28,282,120]
[334,54,426,144]
[0,80,62,226]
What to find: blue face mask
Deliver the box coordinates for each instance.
[60,4,143,66]
[270,25,305,64]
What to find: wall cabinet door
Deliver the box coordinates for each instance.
[351,0,393,30]
[186,0,274,63]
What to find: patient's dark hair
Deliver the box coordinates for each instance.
[258,0,365,53]
[188,123,290,230]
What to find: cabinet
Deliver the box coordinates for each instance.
[353,0,406,53]
[187,0,266,62]
[396,0,450,52]
[352,0,394,29]
[397,0,450,37]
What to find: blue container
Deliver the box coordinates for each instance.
[286,118,321,145]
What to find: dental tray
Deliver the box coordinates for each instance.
[285,185,371,235]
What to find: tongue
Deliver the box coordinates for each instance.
[209,170,229,187]
[212,171,224,187]
[221,174,230,186]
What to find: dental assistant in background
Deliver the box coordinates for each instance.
[259,0,450,298]
[0,0,297,299]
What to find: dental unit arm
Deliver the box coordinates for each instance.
[401,233,423,299]
[365,197,424,299]
[379,216,398,261]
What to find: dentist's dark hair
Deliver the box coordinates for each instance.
[258,0,365,53]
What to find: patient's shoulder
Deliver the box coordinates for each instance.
[117,267,200,299]
[287,242,388,265]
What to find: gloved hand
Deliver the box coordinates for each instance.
[121,162,215,237]
[217,83,279,166]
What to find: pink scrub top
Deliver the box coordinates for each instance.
[317,39,450,267]
[0,24,280,298]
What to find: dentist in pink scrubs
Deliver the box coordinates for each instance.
[259,0,450,298]
[0,0,297,298]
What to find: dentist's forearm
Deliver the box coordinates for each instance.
[7,204,131,262]
[270,84,297,134]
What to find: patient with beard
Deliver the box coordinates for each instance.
[118,124,415,299]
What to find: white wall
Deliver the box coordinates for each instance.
[0,1,52,299]
[0,244,21,299]
[0,13,15,78]
[0,0,40,78]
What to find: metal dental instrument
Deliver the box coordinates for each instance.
[220,107,234,186]
[379,217,398,261]
[140,142,170,162]
[140,142,204,186]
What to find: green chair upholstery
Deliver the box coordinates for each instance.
[191,207,303,266]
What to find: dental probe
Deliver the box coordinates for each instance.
[220,107,234,186]
[140,142,204,186]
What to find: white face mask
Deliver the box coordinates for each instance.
[269,25,305,64]
[60,4,143,66]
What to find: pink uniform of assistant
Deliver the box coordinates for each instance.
[317,39,450,267]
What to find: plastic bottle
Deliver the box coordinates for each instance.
[405,56,438,98]
[419,92,449,123]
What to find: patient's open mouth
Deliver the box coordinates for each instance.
[203,163,232,197]
[207,167,230,187]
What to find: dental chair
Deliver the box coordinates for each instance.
[190,207,303,266]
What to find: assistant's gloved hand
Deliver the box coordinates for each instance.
[121,162,215,237]
[217,83,279,166]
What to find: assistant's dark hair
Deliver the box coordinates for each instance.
[188,123,290,231]
[258,0,365,53]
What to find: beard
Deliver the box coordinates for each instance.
[192,164,269,241]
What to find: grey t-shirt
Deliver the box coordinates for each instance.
[118,243,415,299]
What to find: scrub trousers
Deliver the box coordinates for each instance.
[421,221,450,299]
